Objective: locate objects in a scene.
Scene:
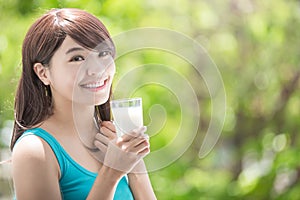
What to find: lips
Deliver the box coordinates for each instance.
[80,77,109,92]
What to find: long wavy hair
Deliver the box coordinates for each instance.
[10,8,115,150]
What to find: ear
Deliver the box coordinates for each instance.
[33,63,51,85]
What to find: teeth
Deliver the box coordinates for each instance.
[83,80,105,88]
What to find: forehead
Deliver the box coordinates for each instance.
[58,36,84,53]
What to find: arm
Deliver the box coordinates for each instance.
[89,135,150,199]
[12,135,62,200]
[96,121,156,199]
[92,122,152,199]
[128,161,157,200]
[86,166,123,200]
[12,134,123,200]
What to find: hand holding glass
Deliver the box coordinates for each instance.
[110,98,144,137]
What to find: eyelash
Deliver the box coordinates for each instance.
[98,51,112,58]
[69,51,112,62]
[70,55,84,62]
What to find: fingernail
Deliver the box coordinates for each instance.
[136,126,147,132]
[117,137,123,143]
[144,134,149,139]
[142,126,147,132]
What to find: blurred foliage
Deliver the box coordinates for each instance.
[1,0,300,199]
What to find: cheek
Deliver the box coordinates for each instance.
[108,63,116,76]
[50,68,79,90]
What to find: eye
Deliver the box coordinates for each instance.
[98,51,112,58]
[70,55,85,62]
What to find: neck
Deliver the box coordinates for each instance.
[49,100,98,148]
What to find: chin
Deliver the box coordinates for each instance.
[94,99,108,106]
[94,94,110,106]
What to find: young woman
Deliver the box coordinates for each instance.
[10,8,156,200]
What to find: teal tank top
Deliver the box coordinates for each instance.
[17,128,134,200]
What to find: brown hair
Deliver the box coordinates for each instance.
[10,8,115,150]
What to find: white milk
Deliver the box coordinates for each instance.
[112,106,143,137]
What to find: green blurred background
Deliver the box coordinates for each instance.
[1,0,300,199]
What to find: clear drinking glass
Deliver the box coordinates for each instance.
[110,97,143,137]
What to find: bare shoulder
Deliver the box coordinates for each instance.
[12,134,61,199]
[12,134,51,164]
[12,134,59,178]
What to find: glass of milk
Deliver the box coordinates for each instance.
[110,97,143,137]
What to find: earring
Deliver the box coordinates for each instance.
[44,86,48,97]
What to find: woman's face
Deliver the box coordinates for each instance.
[47,36,115,106]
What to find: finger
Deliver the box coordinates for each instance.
[95,133,109,146]
[94,140,107,153]
[138,147,150,155]
[101,121,116,132]
[132,141,150,155]
[100,126,117,140]
[119,133,135,143]
[121,138,150,154]
[131,126,147,136]
[119,127,147,142]
[127,136,149,149]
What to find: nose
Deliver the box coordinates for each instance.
[85,53,107,76]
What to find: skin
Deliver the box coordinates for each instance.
[99,121,157,200]
[12,36,156,199]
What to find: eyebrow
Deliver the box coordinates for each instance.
[65,47,85,54]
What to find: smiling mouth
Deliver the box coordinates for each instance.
[81,78,109,91]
